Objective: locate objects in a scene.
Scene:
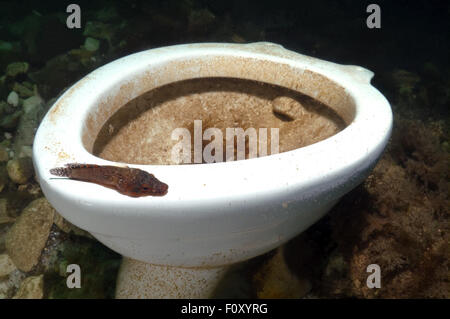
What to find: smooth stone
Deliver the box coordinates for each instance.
[84,37,100,52]
[6,91,19,107]
[6,157,33,184]
[5,198,56,271]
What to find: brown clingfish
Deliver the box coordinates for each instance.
[49,163,168,197]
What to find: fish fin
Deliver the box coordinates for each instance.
[49,167,70,177]
[64,163,101,169]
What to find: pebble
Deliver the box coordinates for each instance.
[6,157,33,184]
[0,110,22,129]
[0,254,17,277]
[6,62,29,78]
[6,91,19,107]
[84,37,100,52]
[54,212,93,238]
[12,82,34,98]
[12,275,44,299]
[5,198,56,272]
[22,95,44,114]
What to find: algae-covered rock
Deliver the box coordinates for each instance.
[5,198,56,272]
[13,95,45,154]
[0,145,9,162]
[44,238,121,299]
[253,247,312,298]
[6,157,33,184]
[22,95,44,114]
[5,62,29,78]
[53,212,93,238]
[391,69,420,95]
[84,37,100,52]
[12,275,43,299]
[0,110,22,130]
[13,82,34,98]
[0,254,17,277]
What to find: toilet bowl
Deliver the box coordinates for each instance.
[32,42,392,298]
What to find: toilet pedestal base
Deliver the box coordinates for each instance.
[115,257,228,298]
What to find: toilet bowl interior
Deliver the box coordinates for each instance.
[81,54,357,165]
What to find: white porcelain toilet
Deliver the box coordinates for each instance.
[32,42,392,298]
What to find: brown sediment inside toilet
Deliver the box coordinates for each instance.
[93,77,347,165]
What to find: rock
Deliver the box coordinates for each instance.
[6,157,33,184]
[324,252,348,277]
[0,198,15,224]
[22,95,44,114]
[391,69,420,95]
[12,275,44,299]
[0,269,26,299]
[0,42,23,84]
[0,254,17,277]
[83,21,114,43]
[53,212,93,238]
[18,145,33,158]
[0,145,8,162]
[253,247,312,299]
[68,48,95,66]
[5,198,56,272]
[12,82,34,98]
[45,240,121,299]
[84,37,100,52]
[28,53,91,100]
[0,110,22,130]
[5,62,29,78]
[13,96,44,154]
[6,91,19,107]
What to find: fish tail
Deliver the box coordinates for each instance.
[49,167,71,177]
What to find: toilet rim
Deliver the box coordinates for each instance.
[33,42,392,213]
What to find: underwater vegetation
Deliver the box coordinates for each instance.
[0,0,449,298]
